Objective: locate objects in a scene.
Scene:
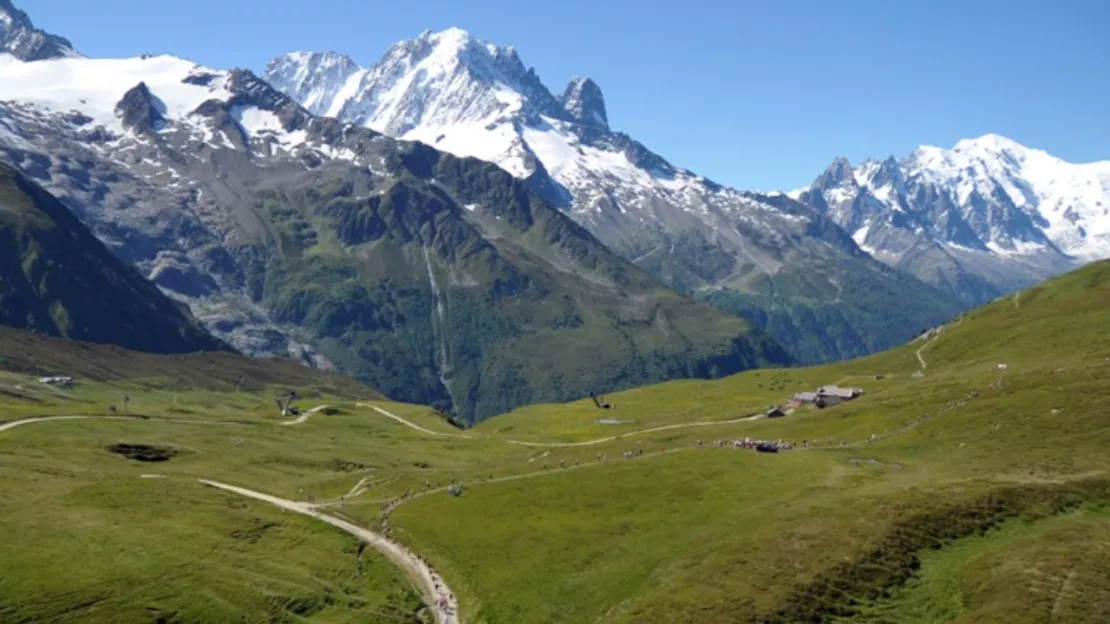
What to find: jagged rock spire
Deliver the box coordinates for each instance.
[560,77,608,130]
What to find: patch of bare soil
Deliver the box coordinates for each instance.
[106,443,181,462]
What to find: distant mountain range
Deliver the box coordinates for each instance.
[2,1,1107,419]
[265,28,1110,346]
[792,134,1109,304]
[0,3,788,422]
[263,29,966,363]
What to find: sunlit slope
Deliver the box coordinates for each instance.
[392,259,1110,623]
[475,259,1110,443]
[0,329,441,622]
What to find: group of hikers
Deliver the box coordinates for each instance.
[698,437,796,451]
[417,553,456,615]
[697,437,873,451]
[374,499,455,616]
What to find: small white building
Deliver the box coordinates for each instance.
[38,376,73,386]
[817,385,863,400]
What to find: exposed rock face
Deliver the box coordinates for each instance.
[263,28,963,364]
[794,134,1105,305]
[560,77,608,129]
[115,83,167,132]
[0,0,80,61]
[0,47,789,422]
[0,161,227,353]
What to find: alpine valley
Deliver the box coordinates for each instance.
[6,4,1110,623]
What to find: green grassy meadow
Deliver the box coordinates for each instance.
[2,261,1110,622]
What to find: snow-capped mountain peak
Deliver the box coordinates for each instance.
[952,132,1029,155]
[264,27,599,177]
[265,26,895,314]
[903,135,1110,257]
[263,51,359,116]
[794,134,1110,304]
[0,0,80,61]
[814,156,854,187]
[560,76,608,130]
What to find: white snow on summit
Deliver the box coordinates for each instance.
[263,26,814,259]
[906,134,1110,260]
[0,53,231,132]
[267,28,548,177]
[0,52,328,154]
[801,134,1110,263]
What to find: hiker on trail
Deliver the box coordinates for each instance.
[697,439,703,448]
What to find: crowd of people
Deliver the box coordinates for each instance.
[418,553,457,617]
[698,437,796,451]
[695,437,869,450]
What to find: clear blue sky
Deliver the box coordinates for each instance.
[27,0,1110,191]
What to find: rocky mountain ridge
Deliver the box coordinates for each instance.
[0,0,78,61]
[264,28,962,364]
[0,7,789,421]
[0,160,226,353]
[793,134,1109,304]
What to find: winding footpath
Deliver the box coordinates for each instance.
[278,404,332,426]
[361,403,763,448]
[501,414,765,447]
[0,408,461,623]
[199,479,459,624]
[1,404,340,434]
[313,445,700,513]
[0,414,243,433]
[356,403,473,438]
[915,336,935,371]
[0,415,138,433]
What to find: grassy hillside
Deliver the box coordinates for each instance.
[701,258,963,365]
[0,162,226,354]
[386,259,1110,622]
[1,261,1108,623]
[0,326,378,400]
